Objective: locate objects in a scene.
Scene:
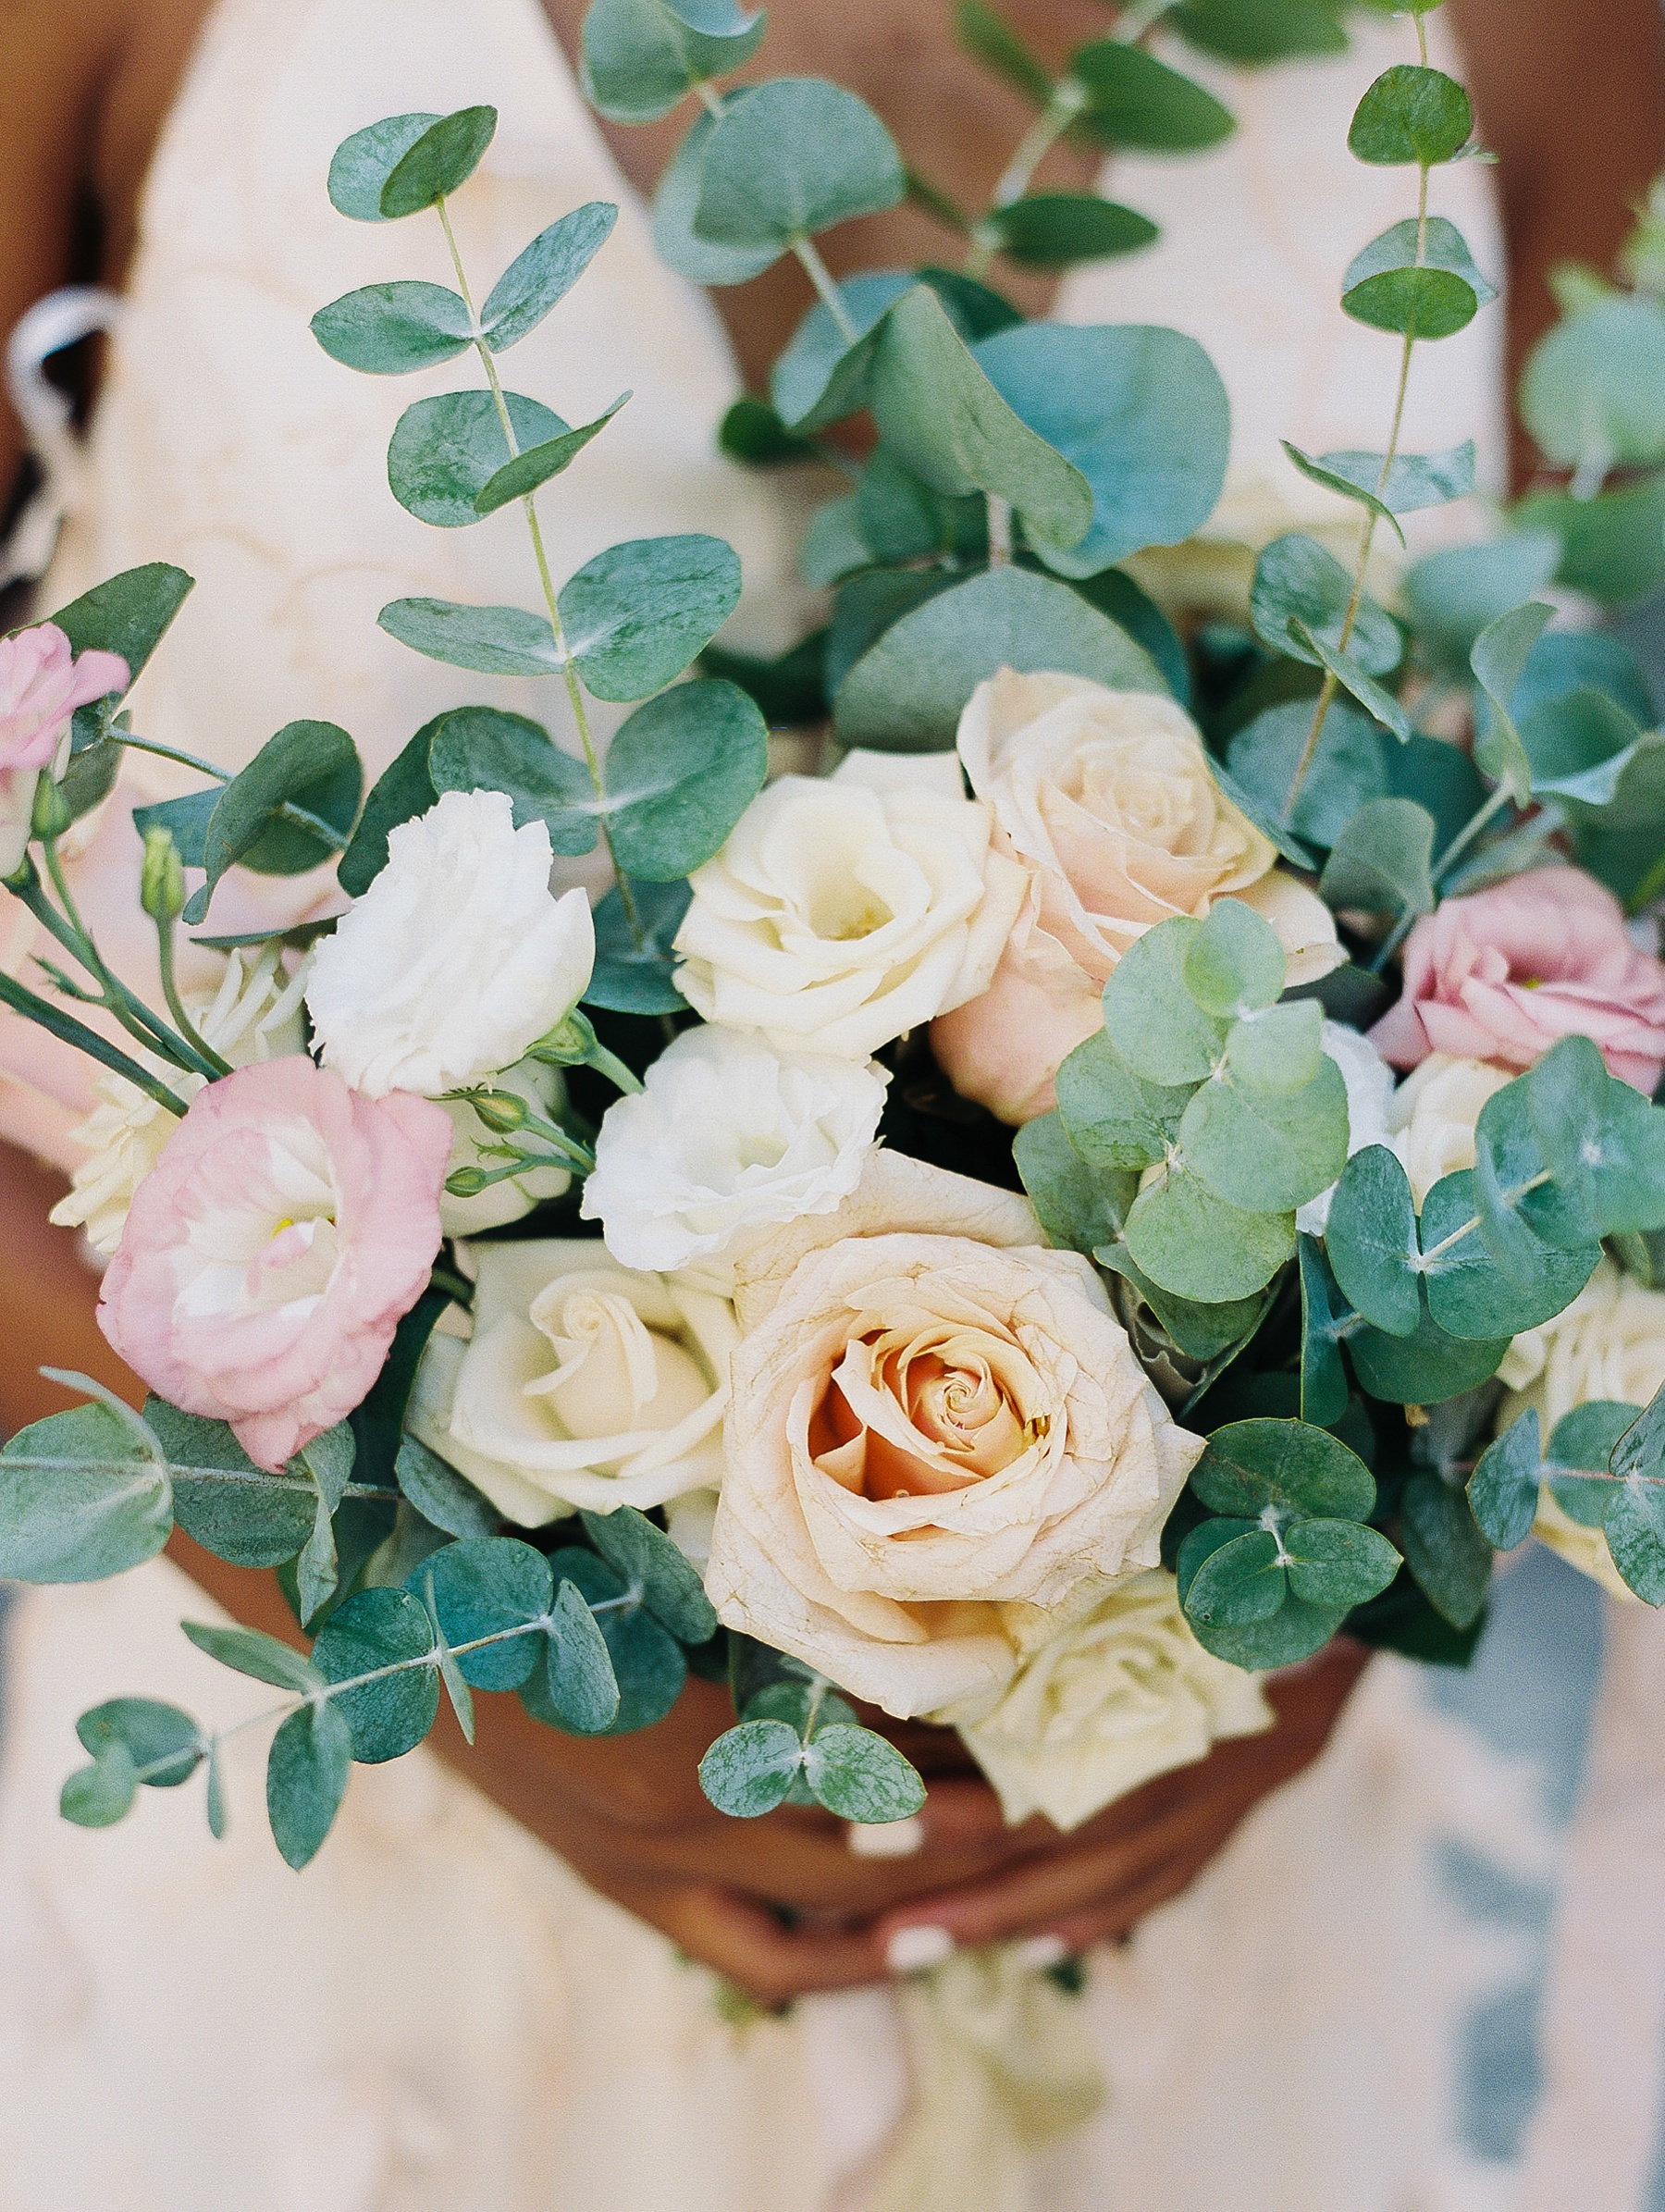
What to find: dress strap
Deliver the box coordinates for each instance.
[1,286,123,592]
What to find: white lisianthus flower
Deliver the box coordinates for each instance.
[1498,1258,1665,1603]
[49,944,309,1257]
[1385,1052,1513,1209]
[407,1239,736,1527]
[672,771,1027,1061]
[1295,1022,1396,1236]
[953,1570,1273,1829]
[438,1056,573,1238]
[305,790,594,1098]
[580,1025,889,1284]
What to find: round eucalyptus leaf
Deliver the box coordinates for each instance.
[378,105,497,217]
[327,112,441,221]
[481,202,621,352]
[699,1719,805,1817]
[311,282,474,377]
[312,1588,439,1764]
[584,877,692,1014]
[544,1579,623,1735]
[1283,1516,1401,1611]
[1015,1112,1132,1260]
[61,1745,138,1829]
[1123,1165,1293,1302]
[377,597,561,676]
[1054,1028,1190,1171]
[1170,0,1347,64]
[1319,797,1436,918]
[651,97,783,285]
[394,1436,500,1541]
[1179,1052,1349,1214]
[77,1699,201,1788]
[428,704,596,854]
[583,0,765,124]
[1191,1416,1376,1522]
[1468,1408,1542,1550]
[802,1724,929,1824]
[1602,1478,1665,1604]
[984,194,1156,270]
[388,390,566,529]
[1181,1525,1288,1625]
[474,395,631,514]
[1181,896,1285,1018]
[1226,699,1388,851]
[1104,917,1224,1084]
[1324,1145,1421,1338]
[1342,217,1495,341]
[0,1402,172,1583]
[579,1504,720,1645]
[1548,1398,1642,1474]
[602,679,768,880]
[549,1550,687,1734]
[1071,40,1236,150]
[1347,1292,1510,1405]
[559,533,742,701]
[141,1398,312,1568]
[1250,533,1401,677]
[1421,1169,1599,1339]
[1298,1234,1351,1428]
[692,79,905,254]
[1187,1592,1348,1668]
[1522,296,1665,476]
[416,1537,554,1690]
[1224,1000,1323,1096]
[265,1700,352,1872]
[1347,65,1473,167]
[1397,1473,1491,1628]
[338,720,440,896]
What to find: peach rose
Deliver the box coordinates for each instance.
[931,671,1343,1122]
[1369,867,1665,1094]
[98,1058,450,1470]
[704,1152,1203,1719]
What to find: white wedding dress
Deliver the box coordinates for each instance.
[2,5,1661,2207]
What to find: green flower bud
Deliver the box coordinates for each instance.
[139,825,186,922]
[29,772,73,843]
[468,1088,528,1135]
[527,1009,598,1067]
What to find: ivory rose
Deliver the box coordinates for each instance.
[1369,867,1665,1094]
[50,944,311,1257]
[1295,1022,1397,1235]
[98,1058,450,1471]
[705,1152,1204,1718]
[0,623,129,875]
[930,671,1343,1123]
[956,1569,1273,1829]
[580,1024,888,1281]
[1499,1258,1665,1602]
[408,1240,736,1527]
[672,769,1026,1061]
[1383,1053,1513,1210]
[305,790,594,1099]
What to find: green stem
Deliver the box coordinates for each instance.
[21,857,216,1076]
[436,193,648,951]
[791,233,859,345]
[1431,784,1512,885]
[114,733,347,850]
[965,82,1087,278]
[1116,0,1176,40]
[154,913,234,1078]
[585,1039,645,1097]
[0,968,188,1115]
[429,1265,475,1307]
[1416,1170,1553,1269]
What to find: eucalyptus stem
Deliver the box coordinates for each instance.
[965,81,1088,278]
[1416,1171,1552,1269]
[435,193,648,949]
[1116,0,1176,40]
[792,234,860,344]
[113,732,347,849]
[986,493,1014,567]
[1430,783,1512,886]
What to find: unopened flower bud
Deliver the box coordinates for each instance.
[444,1166,490,1197]
[29,772,72,843]
[139,825,186,922]
[469,1088,528,1135]
[527,1009,598,1067]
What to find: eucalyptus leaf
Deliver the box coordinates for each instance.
[1347,65,1473,167]
[1341,217,1495,340]
[1298,1233,1351,1427]
[1604,1478,1665,1605]
[1226,698,1387,850]
[1279,439,1402,545]
[1468,1408,1542,1550]
[61,1745,138,1828]
[1180,1525,1287,1624]
[327,113,441,221]
[294,1422,355,1630]
[337,719,441,896]
[1250,533,1401,677]
[1521,688,1643,807]
[1525,1032,1665,1241]
[693,79,905,255]
[377,598,561,676]
[559,534,742,700]
[394,1436,500,1540]
[1521,296,1665,478]
[1071,40,1236,150]
[378,105,497,217]
[428,706,594,851]
[699,1719,804,1816]
[584,876,691,1014]
[481,202,620,351]
[1301,439,1475,514]
[1191,1416,1376,1521]
[956,0,1053,105]
[582,0,765,123]
[1516,474,1665,609]
[544,1578,622,1734]
[833,563,1163,751]
[311,1588,438,1763]
[1399,1471,1492,1628]
[1325,1145,1422,1336]
[387,390,567,527]
[1319,796,1436,915]
[1054,1028,1191,1170]
[311,282,474,376]
[1290,620,1412,741]
[1283,1517,1402,1610]
[546,1548,686,1734]
[1014,1109,1134,1256]
[599,679,768,878]
[802,1724,929,1823]
[78,1699,202,1789]
[1103,915,1225,1084]
[1403,532,1561,676]
[181,1620,323,1696]
[184,720,362,925]
[983,194,1156,269]
[1471,600,1553,801]
[1181,896,1286,1018]
[1123,1163,1293,1302]
[0,1402,172,1583]
[651,98,783,285]
[418,1537,553,1690]
[1347,1288,1510,1404]
[1179,1053,1349,1213]
[1420,1168,1599,1338]
[580,1505,719,1644]
[48,561,192,705]
[148,1400,314,1569]
[1170,0,1347,64]
[266,1700,353,1871]
[974,322,1230,575]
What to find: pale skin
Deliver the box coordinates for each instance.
[0,0,1659,2007]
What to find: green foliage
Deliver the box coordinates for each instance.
[718,395,819,466]
[1071,41,1236,151]
[1319,796,1436,915]
[1300,439,1475,516]
[48,562,193,745]
[294,1423,356,1628]
[379,597,561,675]
[61,1743,138,1828]
[651,98,783,286]
[802,1724,929,1823]
[974,323,1230,575]
[78,1699,202,1788]
[982,195,1157,269]
[1471,599,1552,801]
[558,533,742,699]
[1468,1408,1541,1549]
[387,391,564,526]
[1520,296,1665,478]
[266,1700,353,1871]
[541,1548,686,1734]
[832,563,1164,751]
[481,203,621,352]
[583,0,766,124]
[699,1718,805,1815]
[183,1619,323,1694]
[1516,474,1665,608]
[394,1436,500,1540]
[1250,533,1401,677]
[337,720,440,895]
[1346,1290,1510,1404]
[546,1579,623,1733]
[1169,0,1348,63]
[181,719,364,926]
[1342,216,1495,340]
[1191,1416,1376,1520]
[1420,1169,1598,1338]
[327,113,443,220]
[0,1399,172,1582]
[584,876,691,1013]
[770,271,909,428]
[579,1505,721,1644]
[869,288,1093,555]
[1015,1108,1134,1259]
[148,1400,315,1569]
[419,1537,553,1690]
[1124,1165,1294,1302]
[1347,66,1472,167]
[1179,1049,1348,1213]
[1326,1145,1421,1335]
[692,79,905,258]
[1402,532,1560,676]
[1398,1471,1492,1629]
[1055,1028,1190,1171]
[312,1588,439,1762]
[1227,699,1387,849]
[376,106,497,218]
[699,1693,928,1823]
[311,281,475,375]
[1298,1235,1350,1426]
[956,0,1053,106]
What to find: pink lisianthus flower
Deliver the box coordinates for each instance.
[0,623,128,772]
[1370,866,1665,1094]
[99,1058,451,1470]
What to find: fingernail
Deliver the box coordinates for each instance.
[848,1815,925,1860]
[886,1924,956,1974]
[1015,1934,1068,1971]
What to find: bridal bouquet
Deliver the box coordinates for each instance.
[7,0,1665,1870]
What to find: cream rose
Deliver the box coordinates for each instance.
[49,943,309,1257]
[955,1569,1273,1830]
[305,790,594,1099]
[1498,1258,1665,1602]
[931,671,1343,1123]
[705,1152,1203,1719]
[1295,1022,1397,1236]
[672,769,1027,1061]
[1385,1053,1513,1208]
[408,1240,736,1527]
[580,1024,887,1282]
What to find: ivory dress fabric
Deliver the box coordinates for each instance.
[1,5,1658,2207]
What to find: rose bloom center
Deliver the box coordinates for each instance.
[808,1323,1050,1501]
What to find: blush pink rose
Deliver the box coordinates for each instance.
[99,1058,451,1470]
[1369,866,1665,1094]
[0,623,128,771]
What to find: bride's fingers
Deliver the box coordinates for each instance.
[645,1884,889,2008]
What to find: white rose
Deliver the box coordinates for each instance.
[49,944,309,1257]
[407,1238,735,1527]
[1498,1257,1665,1603]
[672,772,1027,1061]
[305,789,594,1098]
[705,1151,1203,1719]
[1385,1053,1513,1208]
[580,1024,888,1283]
[956,1570,1273,1830]
[438,1057,572,1238]
[1295,1022,1397,1236]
